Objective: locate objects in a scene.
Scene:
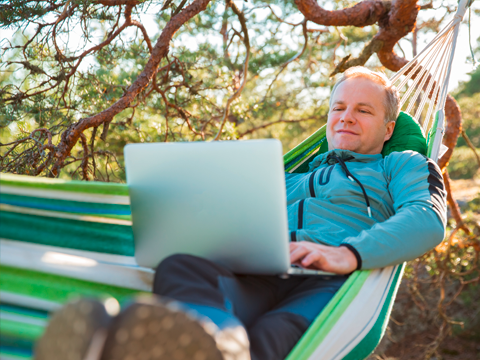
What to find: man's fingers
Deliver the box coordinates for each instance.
[301,251,325,268]
[289,246,308,263]
[290,242,356,273]
[289,245,309,264]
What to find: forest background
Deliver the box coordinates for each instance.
[1,0,480,358]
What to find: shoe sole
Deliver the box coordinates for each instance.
[100,297,225,360]
[35,298,113,360]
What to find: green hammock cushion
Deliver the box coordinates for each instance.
[317,111,427,158]
[382,111,427,157]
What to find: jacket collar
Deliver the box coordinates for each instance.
[308,149,383,171]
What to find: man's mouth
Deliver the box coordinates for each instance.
[336,129,358,135]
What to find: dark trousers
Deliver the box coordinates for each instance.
[153,254,347,360]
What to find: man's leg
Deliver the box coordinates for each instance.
[153,254,315,360]
[153,254,296,329]
[247,276,347,360]
[35,256,347,360]
[101,253,274,360]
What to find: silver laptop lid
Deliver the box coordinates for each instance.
[124,139,290,275]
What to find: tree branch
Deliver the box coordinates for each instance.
[330,37,384,77]
[438,95,463,170]
[51,0,212,175]
[295,0,391,27]
[267,4,304,27]
[238,116,320,138]
[52,0,76,62]
[79,133,89,180]
[375,0,420,71]
[420,2,434,10]
[296,0,418,77]
[461,129,480,168]
[62,4,136,97]
[213,0,250,141]
[263,19,308,101]
[171,0,188,17]
[131,20,153,53]
[443,170,470,234]
[97,0,141,5]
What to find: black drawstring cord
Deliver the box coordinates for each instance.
[329,153,372,218]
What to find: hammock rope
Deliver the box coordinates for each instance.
[468,5,479,68]
[391,0,472,161]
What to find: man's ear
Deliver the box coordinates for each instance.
[384,121,395,142]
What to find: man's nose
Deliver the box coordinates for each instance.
[341,108,355,124]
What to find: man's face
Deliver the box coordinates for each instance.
[327,77,395,155]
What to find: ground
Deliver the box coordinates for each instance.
[450,176,480,206]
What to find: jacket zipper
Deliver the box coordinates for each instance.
[298,199,305,230]
[308,171,317,197]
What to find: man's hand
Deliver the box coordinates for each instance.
[289,242,358,275]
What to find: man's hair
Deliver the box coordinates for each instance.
[329,66,400,124]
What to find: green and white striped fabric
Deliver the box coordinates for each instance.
[0,175,140,360]
[0,127,404,360]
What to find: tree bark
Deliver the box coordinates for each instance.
[438,95,462,170]
[375,0,419,70]
[295,0,391,27]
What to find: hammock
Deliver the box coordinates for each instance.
[0,0,471,359]
[0,148,401,360]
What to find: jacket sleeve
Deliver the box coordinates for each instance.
[341,151,447,269]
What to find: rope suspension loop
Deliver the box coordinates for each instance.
[388,0,473,161]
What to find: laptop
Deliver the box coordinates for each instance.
[124,139,334,277]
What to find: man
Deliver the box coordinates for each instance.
[36,67,447,360]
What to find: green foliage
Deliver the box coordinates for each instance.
[455,93,480,148]
[1,0,479,183]
[0,0,53,27]
[447,146,480,179]
[455,67,480,98]
[465,192,480,213]
[1,0,380,180]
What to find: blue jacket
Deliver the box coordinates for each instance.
[285,149,447,269]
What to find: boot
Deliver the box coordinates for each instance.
[35,298,120,360]
[101,296,250,360]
